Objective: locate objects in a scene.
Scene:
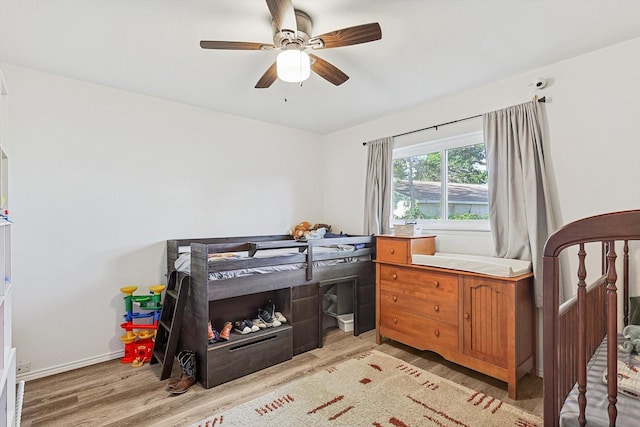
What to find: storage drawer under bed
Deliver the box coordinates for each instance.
[206,325,293,387]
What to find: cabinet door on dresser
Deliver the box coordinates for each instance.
[461,276,511,368]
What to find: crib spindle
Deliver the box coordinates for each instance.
[576,244,587,427]
[624,240,629,326]
[605,242,618,426]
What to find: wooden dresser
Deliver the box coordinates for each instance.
[375,235,535,399]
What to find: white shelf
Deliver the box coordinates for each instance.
[0,67,15,426]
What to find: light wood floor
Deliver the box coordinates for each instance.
[20,329,543,426]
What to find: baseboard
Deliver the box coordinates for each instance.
[16,350,124,382]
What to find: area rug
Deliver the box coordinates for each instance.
[190,350,542,426]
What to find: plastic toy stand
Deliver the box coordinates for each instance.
[119,285,165,365]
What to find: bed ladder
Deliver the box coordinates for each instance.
[151,271,189,380]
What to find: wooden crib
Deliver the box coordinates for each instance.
[543,209,640,426]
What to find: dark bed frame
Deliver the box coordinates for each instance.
[543,209,639,426]
[165,234,376,388]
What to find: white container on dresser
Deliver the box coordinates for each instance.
[0,69,17,427]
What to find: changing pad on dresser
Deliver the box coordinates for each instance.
[411,252,532,277]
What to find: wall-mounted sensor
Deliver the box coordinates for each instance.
[533,78,547,89]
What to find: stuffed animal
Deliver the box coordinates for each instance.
[290,221,332,240]
[290,221,312,240]
[619,324,640,354]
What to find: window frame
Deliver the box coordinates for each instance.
[391,130,490,232]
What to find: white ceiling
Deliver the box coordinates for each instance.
[1,0,639,134]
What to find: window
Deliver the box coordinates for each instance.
[392,131,489,230]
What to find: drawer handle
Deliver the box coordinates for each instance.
[392,295,398,302]
[434,281,440,288]
[433,305,439,312]
[464,313,470,320]
[434,329,440,337]
[393,317,398,324]
[392,273,398,280]
[390,248,395,254]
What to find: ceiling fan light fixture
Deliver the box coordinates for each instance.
[276,49,311,83]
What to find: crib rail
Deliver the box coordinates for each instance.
[554,275,607,424]
[543,209,639,427]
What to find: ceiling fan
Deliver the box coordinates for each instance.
[200,0,382,88]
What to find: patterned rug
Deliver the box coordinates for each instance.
[190,350,542,426]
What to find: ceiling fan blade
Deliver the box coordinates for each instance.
[309,54,349,86]
[255,62,278,88]
[311,23,382,49]
[266,0,297,33]
[200,40,274,50]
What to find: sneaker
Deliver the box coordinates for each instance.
[262,300,282,326]
[233,320,252,334]
[258,308,274,327]
[219,321,232,340]
[263,299,276,317]
[252,318,268,329]
[274,311,287,323]
[244,319,260,332]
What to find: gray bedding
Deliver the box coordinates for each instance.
[560,335,640,426]
[174,246,369,280]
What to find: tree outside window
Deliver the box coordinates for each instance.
[392,134,488,226]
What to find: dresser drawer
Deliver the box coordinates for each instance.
[377,238,410,263]
[379,265,458,296]
[376,235,435,264]
[379,307,458,352]
[380,281,457,324]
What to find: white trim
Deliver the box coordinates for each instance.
[16,380,24,427]
[393,131,483,159]
[16,350,124,382]
[393,220,491,233]
[398,221,491,233]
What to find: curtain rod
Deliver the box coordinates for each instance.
[362,96,546,145]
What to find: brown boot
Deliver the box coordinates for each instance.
[169,350,197,394]
[207,321,214,340]
[219,321,232,341]
[170,374,197,394]
[165,374,186,391]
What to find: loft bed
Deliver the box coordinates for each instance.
[543,209,640,426]
[165,233,375,388]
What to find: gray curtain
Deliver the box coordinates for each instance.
[484,99,557,308]
[364,136,394,235]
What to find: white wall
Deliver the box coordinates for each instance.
[1,64,323,379]
[322,37,640,373]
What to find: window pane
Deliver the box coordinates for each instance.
[446,143,488,220]
[392,152,441,220]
